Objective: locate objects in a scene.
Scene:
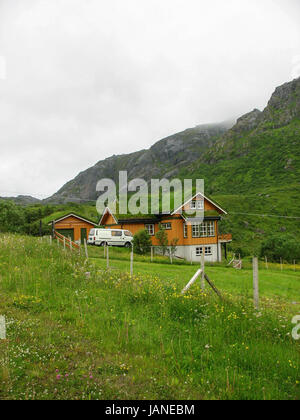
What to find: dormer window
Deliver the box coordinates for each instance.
[190,200,204,210]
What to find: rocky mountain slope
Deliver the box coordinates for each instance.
[183,77,300,195]
[47,77,300,204]
[47,122,233,203]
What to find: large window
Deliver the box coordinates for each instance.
[145,224,155,236]
[192,221,215,238]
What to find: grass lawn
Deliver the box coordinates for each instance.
[89,246,300,305]
[0,235,299,400]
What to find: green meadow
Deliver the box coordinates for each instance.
[0,234,299,400]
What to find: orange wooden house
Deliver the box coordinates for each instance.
[99,193,232,262]
[51,213,97,243]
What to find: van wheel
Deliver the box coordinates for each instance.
[100,242,107,247]
[125,242,131,248]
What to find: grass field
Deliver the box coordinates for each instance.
[0,234,299,400]
[88,246,300,305]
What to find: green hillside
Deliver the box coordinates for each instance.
[1,78,300,258]
[182,119,300,194]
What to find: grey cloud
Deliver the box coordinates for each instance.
[0,0,300,197]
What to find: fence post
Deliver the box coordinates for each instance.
[69,237,72,251]
[265,256,268,270]
[104,243,106,258]
[201,247,205,290]
[63,237,66,251]
[49,235,52,245]
[169,247,173,264]
[130,244,134,277]
[107,245,109,269]
[84,238,88,260]
[182,269,202,294]
[151,246,153,263]
[253,257,259,310]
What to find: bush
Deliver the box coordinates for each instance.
[233,247,249,259]
[133,229,152,255]
[260,233,300,263]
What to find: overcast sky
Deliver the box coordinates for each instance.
[0,0,300,198]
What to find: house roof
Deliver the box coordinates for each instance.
[98,207,119,225]
[99,207,225,226]
[49,213,97,226]
[171,192,227,215]
[181,210,222,222]
[98,192,227,225]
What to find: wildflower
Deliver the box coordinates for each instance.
[56,375,61,380]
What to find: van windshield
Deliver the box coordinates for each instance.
[89,229,95,235]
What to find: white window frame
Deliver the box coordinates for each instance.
[184,223,188,238]
[192,221,215,238]
[190,200,204,210]
[196,246,212,256]
[190,201,196,210]
[145,224,155,236]
[197,200,204,210]
[161,223,172,230]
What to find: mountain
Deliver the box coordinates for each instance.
[43,76,300,256]
[0,195,41,205]
[48,77,300,204]
[182,77,300,194]
[46,121,233,203]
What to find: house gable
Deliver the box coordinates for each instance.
[172,193,227,216]
[51,213,96,227]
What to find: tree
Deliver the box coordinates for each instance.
[260,233,300,263]
[0,201,25,233]
[170,238,179,257]
[155,224,168,256]
[133,229,152,255]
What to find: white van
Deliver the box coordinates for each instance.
[88,228,133,248]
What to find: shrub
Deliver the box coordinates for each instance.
[260,233,300,263]
[133,229,152,255]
